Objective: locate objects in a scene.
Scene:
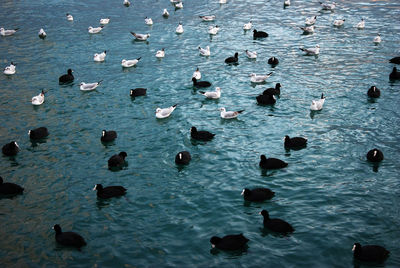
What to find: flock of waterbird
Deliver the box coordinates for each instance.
[1,0,399,264]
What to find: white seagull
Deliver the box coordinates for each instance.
[208,25,220,35]
[219,0,227,4]
[94,51,107,62]
[192,68,201,80]
[66,13,74,21]
[80,81,102,91]
[156,48,165,58]
[88,26,104,34]
[250,72,272,83]
[131,32,150,41]
[3,62,16,75]
[373,33,381,44]
[356,18,365,29]
[310,93,325,111]
[199,87,221,99]
[219,107,244,119]
[163,9,170,17]
[199,46,210,56]
[121,57,141,68]
[38,28,46,39]
[0,27,18,36]
[245,50,257,59]
[123,0,130,6]
[320,1,336,11]
[243,21,252,30]
[145,17,153,25]
[100,18,110,25]
[156,104,177,119]
[333,19,345,27]
[305,16,317,26]
[176,23,184,34]
[175,2,183,9]
[284,0,290,6]
[199,15,216,21]
[32,90,45,106]
[299,44,320,55]
[300,25,315,34]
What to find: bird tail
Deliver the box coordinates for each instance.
[237,110,245,114]
[98,80,103,85]
[199,91,205,95]
[321,93,325,99]
[299,48,305,51]
[14,28,20,31]
[267,72,273,76]
[130,32,136,36]
[172,104,178,108]
[136,57,142,61]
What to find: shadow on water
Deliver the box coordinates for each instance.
[101,140,116,147]
[260,227,293,238]
[210,246,248,257]
[30,138,48,148]
[309,110,321,119]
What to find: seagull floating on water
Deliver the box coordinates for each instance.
[145,17,153,25]
[243,21,252,30]
[284,0,290,6]
[162,9,169,17]
[156,48,165,58]
[80,81,102,91]
[121,57,141,68]
[175,2,183,9]
[356,18,365,29]
[320,1,336,11]
[66,13,73,21]
[299,44,320,55]
[305,16,317,26]
[245,50,257,59]
[192,68,201,80]
[156,104,177,119]
[176,23,184,34]
[94,51,106,62]
[123,0,130,7]
[373,33,381,44]
[333,19,345,27]
[38,28,46,39]
[131,32,150,41]
[88,26,104,34]
[199,46,210,56]
[208,25,220,35]
[0,27,18,36]
[199,87,221,99]
[32,90,45,105]
[300,26,315,34]
[3,62,16,75]
[310,93,325,111]
[199,15,215,21]
[250,72,272,83]
[100,18,110,25]
[219,107,244,119]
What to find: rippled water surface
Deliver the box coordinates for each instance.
[1,0,400,267]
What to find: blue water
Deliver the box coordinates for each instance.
[1,0,400,266]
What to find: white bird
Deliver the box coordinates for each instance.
[192,68,201,80]
[0,27,18,36]
[199,87,221,99]
[163,9,170,17]
[123,0,130,6]
[66,13,74,21]
[284,0,291,7]
[130,32,150,41]
[156,104,177,119]
[175,2,183,9]
[145,17,153,25]
[176,23,184,34]
[208,25,220,35]
[80,81,102,91]
[250,72,273,83]
[199,15,216,21]
[121,57,141,68]
[356,18,365,29]
[156,48,165,58]
[3,62,16,75]
[333,19,345,27]
[299,44,320,55]
[219,107,244,119]
[305,16,317,26]
[32,90,45,105]
[243,21,252,30]
[373,33,381,44]
[94,51,107,62]
[38,28,46,39]
[88,26,104,34]
[300,25,315,34]
[219,0,227,4]
[199,46,210,56]
[245,50,257,59]
[170,0,181,3]
[100,18,110,25]
[320,1,336,11]
[310,93,325,111]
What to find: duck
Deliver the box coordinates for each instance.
[333,19,345,27]
[253,29,268,39]
[66,13,74,21]
[190,127,215,141]
[199,15,216,21]
[373,33,381,44]
[320,1,336,11]
[198,46,210,56]
[356,18,365,29]
[199,87,221,99]
[108,152,127,169]
[210,234,249,251]
[38,28,46,39]
[367,86,380,98]
[389,56,400,64]
[300,25,315,34]
[260,210,294,234]
[156,48,165,58]
[32,90,45,105]
[80,81,102,91]
[300,44,320,56]
[155,104,177,119]
[130,32,150,41]
[256,93,276,105]
[176,23,184,34]
[123,0,130,7]
[162,9,170,17]
[101,130,117,142]
[144,17,153,25]
[28,127,49,140]
[219,107,244,119]
[366,148,383,162]
[352,243,389,263]
[130,88,147,97]
[121,57,141,68]
[208,25,220,35]
[243,21,252,30]
[53,224,86,250]
[59,69,74,84]
[94,51,106,62]
[389,67,400,80]
[268,57,279,65]
[3,62,16,75]
[245,50,257,59]
[305,15,317,26]
[0,176,24,196]
[88,26,104,34]
[0,27,19,36]
[259,155,288,169]
[250,72,272,83]
[100,18,110,25]
[225,52,239,64]
[93,184,127,199]
[241,188,275,202]
[175,151,191,165]
[192,68,201,80]
[310,93,325,111]
[2,141,20,156]
[192,77,211,88]
[263,83,281,95]
[174,2,183,9]
[284,135,307,149]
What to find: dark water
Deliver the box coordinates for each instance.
[1,0,399,266]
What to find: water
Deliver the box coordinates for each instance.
[1,0,400,266]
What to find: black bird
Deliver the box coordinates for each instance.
[59,69,74,84]
[0,176,24,196]
[366,148,383,162]
[53,224,87,250]
[268,57,279,66]
[241,188,275,202]
[389,67,400,80]
[256,93,276,105]
[389,56,400,64]
[262,83,281,95]
[130,88,147,97]
[284,135,307,149]
[253,29,268,39]
[225,52,239,64]
[210,234,249,251]
[190,127,215,141]
[101,130,117,142]
[259,155,288,169]
[192,77,211,88]
[93,184,127,199]
[28,127,49,140]
[352,243,390,263]
[2,141,19,156]
[108,151,127,169]
[367,86,380,98]
[260,210,294,234]
[175,151,191,165]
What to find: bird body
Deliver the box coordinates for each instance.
[259,155,288,169]
[66,13,74,21]
[305,16,317,25]
[156,48,165,58]
[356,18,365,29]
[210,234,249,251]
[225,52,239,64]
[130,88,147,97]
[333,19,345,27]
[192,68,201,80]
[0,177,24,195]
[373,34,381,44]
[192,77,211,88]
[163,9,170,17]
[320,1,336,11]
[250,72,272,83]
[88,26,104,34]
[284,135,307,149]
[32,90,45,105]
[284,0,290,6]
[100,18,110,25]
[367,86,380,98]
[199,87,221,99]
[53,224,86,249]
[93,184,126,199]
[198,46,210,56]
[0,27,18,36]
[352,243,389,263]
[243,21,252,30]
[263,83,281,95]
[300,44,320,55]
[175,2,183,8]
[108,152,127,169]
[256,93,276,105]
[219,107,244,119]
[2,141,19,156]
[121,57,141,68]
[80,81,102,91]
[310,93,325,111]
[156,104,177,119]
[245,50,257,59]
[241,188,275,202]
[94,51,106,62]
[59,69,74,83]
[199,15,216,21]
[390,67,400,80]
[260,210,294,234]
[366,148,383,162]
[131,32,150,41]
[123,0,130,6]
[3,62,16,75]
[389,57,400,64]
[145,17,153,25]
[175,151,191,165]
[38,28,46,39]
[208,25,220,35]
[268,57,279,65]
[101,130,117,142]
[28,127,49,140]
[253,29,268,38]
[176,23,184,34]
[190,127,215,141]
[300,25,315,34]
